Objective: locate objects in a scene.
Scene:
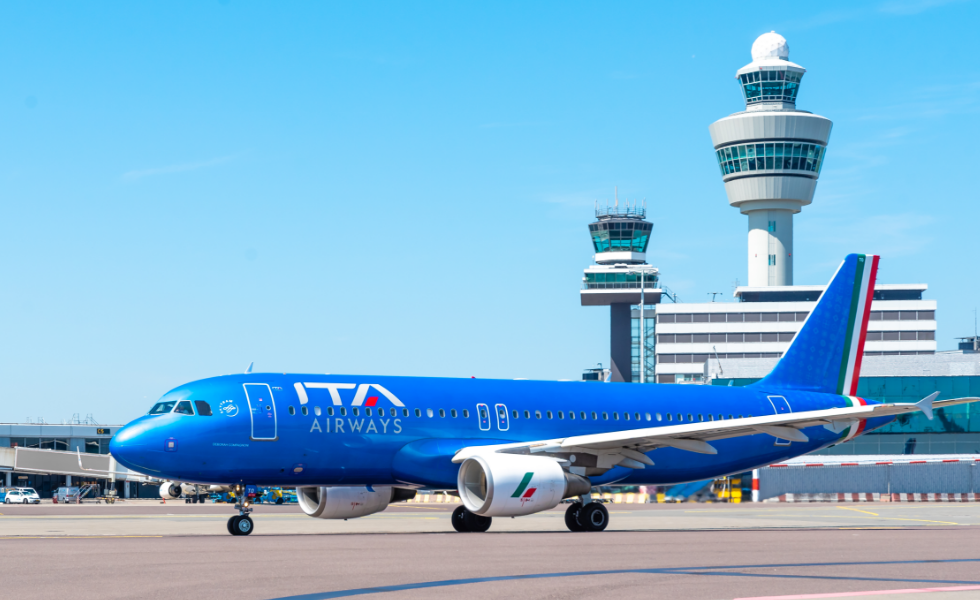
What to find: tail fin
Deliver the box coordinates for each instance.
[753,253,879,395]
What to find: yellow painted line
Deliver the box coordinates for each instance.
[837,506,879,516]
[883,517,959,525]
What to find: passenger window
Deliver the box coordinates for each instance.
[302,406,309,416]
[512,410,518,419]
[728,414,734,420]
[569,411,575,420]
[288,406,296,416]
[364,407,370,416]
[479,408,487,419]
[535,411,542,419]
[718,414,723,420]
[314,406,321,416]
[524,410,531,419]
[174,401,194,415]
[624,413,630,420]
[708,414,713,421]
[666,414,672,421]
[328,407,334,416]
[688,414,694,421]
[637,413,642,421]
[602,412,608,420]
[427,409,434,418]
[591,412,597,420]
[439,409,445,418]
[340,408,347,416]
[581,412,588,420]
[613,412,619,420]
[677,414,683,421]
[546,411,553,419]
[558,411,564,420]
[352,408,359,417]
[401,408,408,417]
[194,401,213,416]
[654,413,660,421]
[462,409,469,418]
[451,409,457,418]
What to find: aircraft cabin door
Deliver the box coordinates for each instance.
[476,403,491,431]
[494,404,509,431]
[244,383,278,441]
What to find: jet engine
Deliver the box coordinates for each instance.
[297,486,417,519]
[159,481,182,499]
[457,454,591,517]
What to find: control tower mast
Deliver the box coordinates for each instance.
[709,32,832,286]
[580,190,660,383]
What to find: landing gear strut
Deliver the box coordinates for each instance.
[451,506,492,533]
[227,485,254,536]
[564,499,608,532]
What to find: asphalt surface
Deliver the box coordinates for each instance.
[2,501,979,600]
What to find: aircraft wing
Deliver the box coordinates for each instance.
[452,395,980,472]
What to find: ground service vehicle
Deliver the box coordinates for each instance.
[109,255,980,535]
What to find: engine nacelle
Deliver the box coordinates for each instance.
[297,486,410,519]
[457,454,591,517]
[159,481,182,499]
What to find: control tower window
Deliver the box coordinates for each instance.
[739,69,802,104]
[716,143,824,176]
[588,221,652,253]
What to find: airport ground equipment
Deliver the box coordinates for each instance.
[108,254,980,535]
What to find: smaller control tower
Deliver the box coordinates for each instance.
[581,191,661,383]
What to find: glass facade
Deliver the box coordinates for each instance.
[631,308,655,383]
[739,69,803,104]
[715,142,824,177]
[583,271,659,290]
[588,220,652,253]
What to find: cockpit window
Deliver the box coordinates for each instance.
[148,401,177,415]
[174,401,195,415]
[194,400,213,416]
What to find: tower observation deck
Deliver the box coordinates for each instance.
[581,192,661,383]
[708,32,832,286]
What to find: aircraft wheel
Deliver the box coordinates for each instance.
[564,502,586,532]
[232,515,254,536]
[451,506,470,532]
[462,509,492,533]
[580,502,609,532]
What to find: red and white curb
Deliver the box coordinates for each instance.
[766,493,980,503]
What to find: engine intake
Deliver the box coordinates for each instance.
[159,481,182,499]
[297,486,415,519]
[457,454,591,517]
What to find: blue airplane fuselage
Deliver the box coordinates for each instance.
[110,373,894,489]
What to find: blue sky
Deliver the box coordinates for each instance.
[1,1,978,423]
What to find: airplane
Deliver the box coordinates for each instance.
[109,254,980,535]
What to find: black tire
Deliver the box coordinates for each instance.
[580,502,609,532]
[564,502,585,532]
[276,498,283,505]
[463,509,492,533]
[227,516,240,535]
[235,515,254,535]
[451,506,470,532]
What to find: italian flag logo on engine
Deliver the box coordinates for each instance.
[511,472,537,504]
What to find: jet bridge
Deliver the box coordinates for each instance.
[0,446,153,482]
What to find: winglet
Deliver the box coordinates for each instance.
[916,391,939,421]
[245,362,254,374]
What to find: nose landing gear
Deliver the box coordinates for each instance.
[227,486,255,536]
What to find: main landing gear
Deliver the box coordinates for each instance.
[564,499,609,532]
[451,506,492,533]
[227,486,254,536]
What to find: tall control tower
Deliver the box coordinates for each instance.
[580,192,661,383]
[709,32,832,286]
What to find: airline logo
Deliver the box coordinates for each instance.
[511,472,537,506]
[294,382,405,407]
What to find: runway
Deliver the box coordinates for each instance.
[2,502,979,599]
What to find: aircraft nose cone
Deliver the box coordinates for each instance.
[109,419,156,473]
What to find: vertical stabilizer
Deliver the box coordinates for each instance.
[752,254,879,394]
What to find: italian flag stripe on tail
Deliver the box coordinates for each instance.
[837,254,879,396]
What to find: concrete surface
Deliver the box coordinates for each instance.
[1,501,978,600]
